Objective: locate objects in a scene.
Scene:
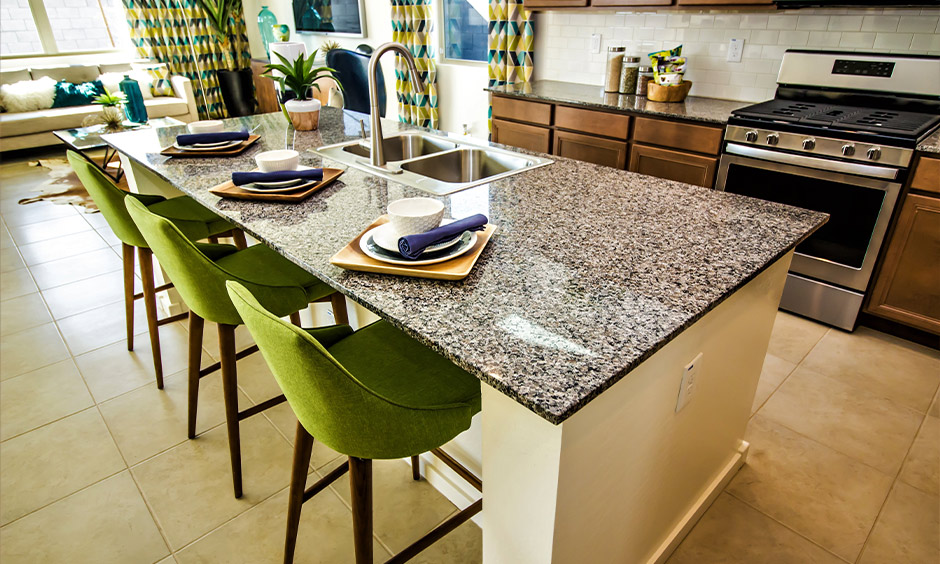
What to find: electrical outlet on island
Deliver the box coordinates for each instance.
[676,352,703,413]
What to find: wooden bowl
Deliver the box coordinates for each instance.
[647,81,692,103]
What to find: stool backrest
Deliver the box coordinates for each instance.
[226,280,472,460]
[326,48,384,116]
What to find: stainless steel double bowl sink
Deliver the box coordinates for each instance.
[314,131,553,195]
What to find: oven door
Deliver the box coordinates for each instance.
[716,145,903,292]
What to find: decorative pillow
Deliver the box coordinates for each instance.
[0,76,57,113]
[140,65,173,97]
[97,72,154,100]
[51,80,106,108]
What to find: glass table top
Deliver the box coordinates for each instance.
[54,116,185,150]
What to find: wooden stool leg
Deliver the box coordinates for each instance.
[289,311,302,327]
[137,247,164,389]
[284,422,314,564]
[122,243,136,351]
[208,235,219,244]
[331,293,349,325]
[232,229,248,250]
[349,456,373,564]
[187,312,205,439]
[219,323,243,498]
[411,456,421,481]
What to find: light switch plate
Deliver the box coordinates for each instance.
[727,38,744,63]
[591,34,601,55]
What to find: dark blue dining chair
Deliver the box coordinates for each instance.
[326,48,385,117]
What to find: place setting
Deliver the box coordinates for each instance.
[209,149,343,202]
[331,197,497,280]
[160,119,260,157]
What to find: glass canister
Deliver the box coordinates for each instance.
[119,75,148,124]
[258,6,278,58]
[636,66,654,97]
[604,46,625,93]
[619,56,640,95]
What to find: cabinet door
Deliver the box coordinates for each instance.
[492,118,551,154]
[910,155,940,195]
[592,0,672,5]
[628,144,717,187]
[491,96,552,126]
[554,130,628,169]
[866,193,940,334]
[678,0,771,4]
[555,105,630,139]
[632,116,723,155]
[523,0,587,6]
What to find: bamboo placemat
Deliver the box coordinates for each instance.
[208,168,344,202]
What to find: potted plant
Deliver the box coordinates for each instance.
[90,89,127,130]
[196,0,255,117]
[264,49,341,131]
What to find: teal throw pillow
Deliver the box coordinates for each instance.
[51,80,106,108]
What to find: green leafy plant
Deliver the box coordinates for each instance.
[194,0,248,72]
[263,49,342,101]
[92,89,126,107]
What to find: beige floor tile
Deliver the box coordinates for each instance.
[858,481,939,564]
[97,226,122,246]
[0,322,70,380]
[100,370,252,466]
[199,322,256,362]
[56,299,149,356]
[75,321,205,402]
[800,327,940,413]
[0,471,169,564]
[18,230,109,266]
[83,212,109,230]
[0,292,52,336]
[1,247,26,273]
[1,200,79,227]
[667,493,842,564]
[131,415,294,550]
[0,359,94,441]
[0,222,12,249]
[175,487,389,564]
[407,515,481,564]
[262,403,344,471]
[331,459,459,554]
[766,311,829,364]
[727,415,893,562]
[232,350,282,403]
[7,215,93,246]
[760,366,924,475]
[40,271,125,319]
[0,408,126,525]
[0,268,38,300]
[28,247,123,290]
[929,389,939,419]
[751,353,796,415]
[898,415,939,496]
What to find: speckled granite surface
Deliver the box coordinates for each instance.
[104,108,826,424]
[486,80,749,124]
[917,128,940,154]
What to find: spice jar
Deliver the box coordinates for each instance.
[637,66,654,96]
[605,46,625,93]
[619,56,640,95]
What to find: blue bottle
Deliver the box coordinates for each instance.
[119,75,148,124]
[258,6,277,58]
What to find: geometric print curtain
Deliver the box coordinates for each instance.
[123,0,251,118]
[488,0,533,132]
[390,0,438,129]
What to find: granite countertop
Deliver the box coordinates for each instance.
[917,128,940,154]
[486,80,750,125]
[104,109,826,424]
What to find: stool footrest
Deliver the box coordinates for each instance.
[386,498,483,564]
[302,459,350,503]
[430,448,483,493]
[199,344,259,378]
[237,394,286,420]
[133,282,174,300]
[156,312,189,327]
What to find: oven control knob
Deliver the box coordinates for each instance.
[744,130,758,142]
[867,147,882,161]
[842,144,856,156]
[766,133,779,146]
[802,138,816,150]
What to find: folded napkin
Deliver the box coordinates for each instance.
[176,130,249,146]
[231,169,324,186]
[398,214,488,260]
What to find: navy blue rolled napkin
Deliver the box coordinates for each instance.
[176,130,249,146]
[398,214,488,260]
[231,169,324,186]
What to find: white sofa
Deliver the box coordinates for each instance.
[0,62,198,151]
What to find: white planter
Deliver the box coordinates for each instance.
[284,98,321,131]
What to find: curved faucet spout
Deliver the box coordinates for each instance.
[367,42,428,168]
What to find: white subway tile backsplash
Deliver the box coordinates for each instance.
[667,14,691,29]
[744,59,774,74]
[839,32,876,48]
[767,15,798,30]
[778,30,810,46]
[713,14,741,29]
[740,14,769,30]
[808,31,842,47]
[751,30,780,45]
[645,14,668,28]
[689,15,714,29]
[912,33,940,51]
[897,15,938,33]
[828,16,863,32]
[860,15,900,32]
[796,15,829,31]
[873,32,914,49]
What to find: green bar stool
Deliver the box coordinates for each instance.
[67,150,246,389]
[226,281,482,564]
[125,197,348,498]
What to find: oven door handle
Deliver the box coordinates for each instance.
[725,143,899,180]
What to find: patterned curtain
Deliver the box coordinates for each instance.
[390,0,438,129]
[123,0,251,118]
[487,0,533,133]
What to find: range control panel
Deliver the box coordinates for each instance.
[832,59,895,78]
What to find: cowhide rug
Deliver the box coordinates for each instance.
[16,157,123,214]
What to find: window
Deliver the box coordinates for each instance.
[441,0,486,62]
[0,0,132,57]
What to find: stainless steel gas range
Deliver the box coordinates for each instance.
[716,50,940,331]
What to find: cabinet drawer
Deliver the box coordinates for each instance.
[592,0,671,5]
[632,117,723,155]
[491,96,552,126]
[910,155,940,195]
[492,118,551,154]
[523,0,587,6]
[553,130,628,169]
[628,144,717,187]
[555,105,630,139]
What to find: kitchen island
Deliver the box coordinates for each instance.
[105,108,826,563]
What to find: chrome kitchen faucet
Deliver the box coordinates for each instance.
[368,42,426,169]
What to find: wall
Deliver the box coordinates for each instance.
[535,6,940,102]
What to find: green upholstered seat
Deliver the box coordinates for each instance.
[226,281,481,461]
[125,198,334,326]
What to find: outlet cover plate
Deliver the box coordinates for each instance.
[727,38,744,63]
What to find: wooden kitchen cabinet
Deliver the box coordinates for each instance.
[629,144,718,187]
[492,96,552,126]
[591,0,672,7]
[633,117,723,156]
[251,59,279,114]
[492,118,552,153]
[555,105,631,139]
[678,0,771,4]
[866,193,940,335]
[522,0,587,7]
[554,130,628,169]
[909,155,940,195]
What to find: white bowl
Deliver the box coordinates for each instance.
[187,120,224,134]
[255,149,300,172]
[387,197,444,237]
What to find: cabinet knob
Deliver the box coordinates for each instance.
[842,144,855,156]
[867,147,882,161]
[766,133,779,146]
[802,138,816,150]
[744,130,758,142]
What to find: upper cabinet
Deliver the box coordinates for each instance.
[524,0,771,7]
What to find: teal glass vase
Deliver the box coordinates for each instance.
[257,6,277,58]
[119,75,148,124]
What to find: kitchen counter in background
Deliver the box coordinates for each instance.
[917,128,940,154]
[486,80,749,125]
